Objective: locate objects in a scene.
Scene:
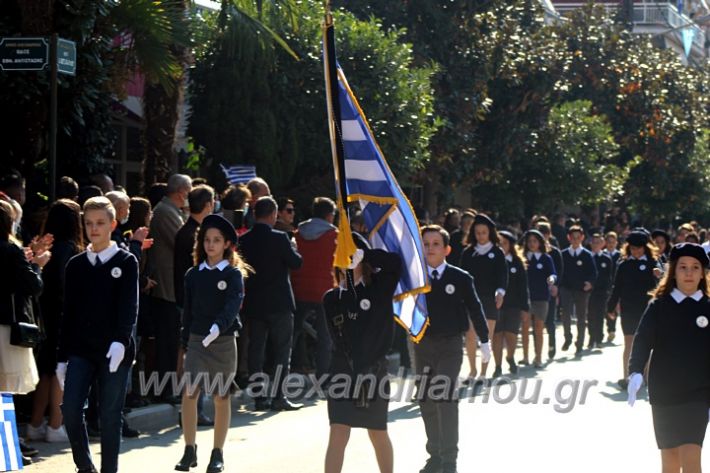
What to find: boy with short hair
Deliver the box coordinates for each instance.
[587,234,613,349]
[559,225,597,356]
[415,225,490,473]
[57,196,138,473]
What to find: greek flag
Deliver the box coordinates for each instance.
[323,13,429,340]
[0,394,23,471]
[220,164,257,185]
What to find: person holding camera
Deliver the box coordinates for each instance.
[323,232,402,473]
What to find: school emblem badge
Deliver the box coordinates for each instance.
[111,267,122,278]
[697,316,708,328]
[601,263,607,268]
[217,280,227,291]
[488,253,495,259]
[360,299,371,311]
[576,260,583,266]
[510,267,517,274]
[536,263,543,269]
[639,265,646,271]
[445,284,455,295]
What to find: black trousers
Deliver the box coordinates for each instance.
[293,302,332,378]
[247,312,294,401]
[559,288,591,349]
[414,334,463,466]
[587,291,608,345]
[150,297,180,397]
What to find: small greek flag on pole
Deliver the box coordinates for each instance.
[220,164,257,185]
[0,393,23,471]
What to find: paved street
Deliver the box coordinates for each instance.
[22,334,710,473]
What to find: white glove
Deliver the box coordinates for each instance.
[202,324,220,347]
[347,249,364,270]
[480,341,492,364]
[105,342,125,373]
[55,362,67,391]
[627,372,644,406]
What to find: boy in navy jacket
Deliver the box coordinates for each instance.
[57,197,138,473]
[415,225,490,473]
[559,226,597,355]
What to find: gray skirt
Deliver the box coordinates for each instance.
[184,334,238,396]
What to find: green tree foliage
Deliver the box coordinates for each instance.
[188,1,439,199]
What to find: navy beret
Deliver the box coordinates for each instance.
[473,213,496,229]
[524,229,545,242]
[626,231,649,247]
[498,230,517,246]
[352,232,371,251]
[651,229,670,241]
[201,214,238,245]
[670,242,710,268]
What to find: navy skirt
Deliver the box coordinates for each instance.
[652,402,708,449]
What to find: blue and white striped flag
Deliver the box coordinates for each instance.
[220,164,257,185]
[0,394,23,471]
[323,15,430,341]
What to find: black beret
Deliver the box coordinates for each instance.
[633,227,651,237]
[351,232,371,251]
[626,231,649,247]
[651,229,670,241]
[498,230,517,246]
[523,229,545,242]
[201,214,238,245]
[473,213,496,229]
[670,242,710,268]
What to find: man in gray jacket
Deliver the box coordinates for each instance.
[147,173,191,402]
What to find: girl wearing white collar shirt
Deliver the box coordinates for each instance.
[522,229,557,368]
[606,230,661,390]
[628,243,710,473]
[459,213,508,382]
[176,214,249,473]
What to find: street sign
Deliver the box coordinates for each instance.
[57,38,76,75]
[0,37,49,71]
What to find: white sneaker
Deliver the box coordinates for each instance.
[45,425,69,443]
[26,421,47,441]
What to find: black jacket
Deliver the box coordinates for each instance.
[502,256,530,311]
[239,223,302,316]
[606,257,659,317]
[174,217,199,308]
[459,245,508,301]
[591,252,613,294]
[424,264,489,341]
[0,241,43,326]
[629,294,710,406]
[323,249,402,374]
[560,247,597,291]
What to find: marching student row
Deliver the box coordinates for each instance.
[2,188,707,473]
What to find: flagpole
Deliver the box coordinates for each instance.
[323,0,357,269]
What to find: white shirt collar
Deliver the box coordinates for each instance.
[629,255,648,261]
[86,241,119,266]
[527,251,542,260]
[671,288,703,303]
[475,242,493,254]
[427,261,447,278]
[199,259,230,271]
[505,254,513,262]
[569,246,583,256]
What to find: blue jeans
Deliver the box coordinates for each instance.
[62,356,130,473]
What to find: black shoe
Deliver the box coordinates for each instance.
[19,439,38,457]
[175,444,197,471]
[492,366,502,378]
[441,463,458,473]
[419,455,442,473]
[122,424,140,438]
[77,467,98,473]
[21,455,32,465]
[618,378,629,391]
[507,357,518,375]
[575,346,583,357]
[253,399,272,411]
[197,414,214,427]
[561,339,572,351]
[206,448,224,473]
[548,347,556,360]
[271,399,303,411]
